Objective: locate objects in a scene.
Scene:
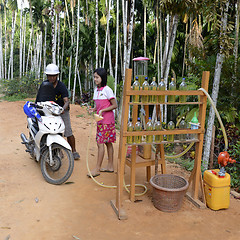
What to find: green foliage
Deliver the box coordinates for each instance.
[1,74,41,100]
[226,141,240,188]
[107,75,115,92]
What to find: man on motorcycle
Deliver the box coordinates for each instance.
[36,63,80,160]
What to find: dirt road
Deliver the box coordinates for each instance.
[0,101,239,240]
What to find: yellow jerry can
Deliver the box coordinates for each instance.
[203,169,230,210]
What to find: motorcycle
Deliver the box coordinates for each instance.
[20,82,74,185]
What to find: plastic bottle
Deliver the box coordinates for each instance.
[149,77,158,103]
[168,77,176,103]
[127,120,134,144]
[179,117,187,141]
[132,76,140,103]
[146,117,153,143]
[190,112,199,139]
[158,78,165,103]
[179,78,187,103]
[142,77,149,103]
[167,120,175,142]
[154,121,162,143]
[134,117,142,143]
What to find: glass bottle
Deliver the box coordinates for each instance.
[190,112,199,139]
[179,78,187,103]
[146,117,153,143]
[158,78,165,103]
[154,121,162,143]
[127,119,134,144]
[134,117,142,143]
[132,76,140,103]
[179,117,187,141]
[167,120,175,142]
[149,77,158,103]
[142,77,149,103]
[168,77,176,103]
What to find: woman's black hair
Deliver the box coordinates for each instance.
[94,68,107,87]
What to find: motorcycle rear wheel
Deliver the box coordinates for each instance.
[41,143,74,185]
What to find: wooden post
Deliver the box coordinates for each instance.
[186,71,209,208]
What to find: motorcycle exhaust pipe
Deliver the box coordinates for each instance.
[20,133,29,144]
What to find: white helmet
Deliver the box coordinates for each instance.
[45,63,60,75]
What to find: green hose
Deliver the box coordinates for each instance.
[86,115,148,196]
[198,88,228,150]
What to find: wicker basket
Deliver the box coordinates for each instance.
[150,174,189,212]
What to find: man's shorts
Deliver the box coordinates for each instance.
[61,110,73,137]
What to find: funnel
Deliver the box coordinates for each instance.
[94,114,104,122]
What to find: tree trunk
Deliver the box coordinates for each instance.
[72,0,80,104]
[8,11,17,80]
[114,0,119,96]
[60,15,66,82]
[126,0,135,69]
[43,24,47,81]
[144,3,146,57]
[51,0,56,64]
[4,2,7,79]
[19,1,23,78]
[202,1,230,171]
[95,0,99,69]
[122,0,127,82]
[233,0,239,81]
[23,15,26,76]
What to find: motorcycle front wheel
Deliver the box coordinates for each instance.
[41,143,74,185]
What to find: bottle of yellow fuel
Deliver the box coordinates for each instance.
[132,76,140,103]
[146,117,153,143]
[149,77,157,103]
[168,77,176,103]
[203,169,230,210]
[179,117,187,140]
[154,121,162,143]
[167,120,175,142]
[142,77,149,103]
[134,117,142,143]
[127,119,134,144]
[179,78,187,103]
[158,78,165,103]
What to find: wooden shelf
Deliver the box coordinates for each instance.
[112,69,210,220]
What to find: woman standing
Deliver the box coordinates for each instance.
[88,68,117,177]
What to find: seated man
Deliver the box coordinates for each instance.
[36,63,80,160]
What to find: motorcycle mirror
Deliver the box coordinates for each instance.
[35,81,55,102]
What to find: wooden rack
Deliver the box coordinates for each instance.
[111,69,210,219]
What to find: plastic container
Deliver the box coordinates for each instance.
[132,76,140,103]
[158,78,165,103]
[179,117,187,140]
[179,78,187,103]
[142,77,149,103]
[168,78,176,103]
[154,121,162,143]
[167,120,175,142]
[146,117,153,143]
[203,169,230,210]
[127,120,134,144]
[150,174,189,212]
[133,57,149,86]
[134,117,142,143]
[190,112,199,139]
[149,77,158,103]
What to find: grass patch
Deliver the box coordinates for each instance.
[76,114,85,118]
